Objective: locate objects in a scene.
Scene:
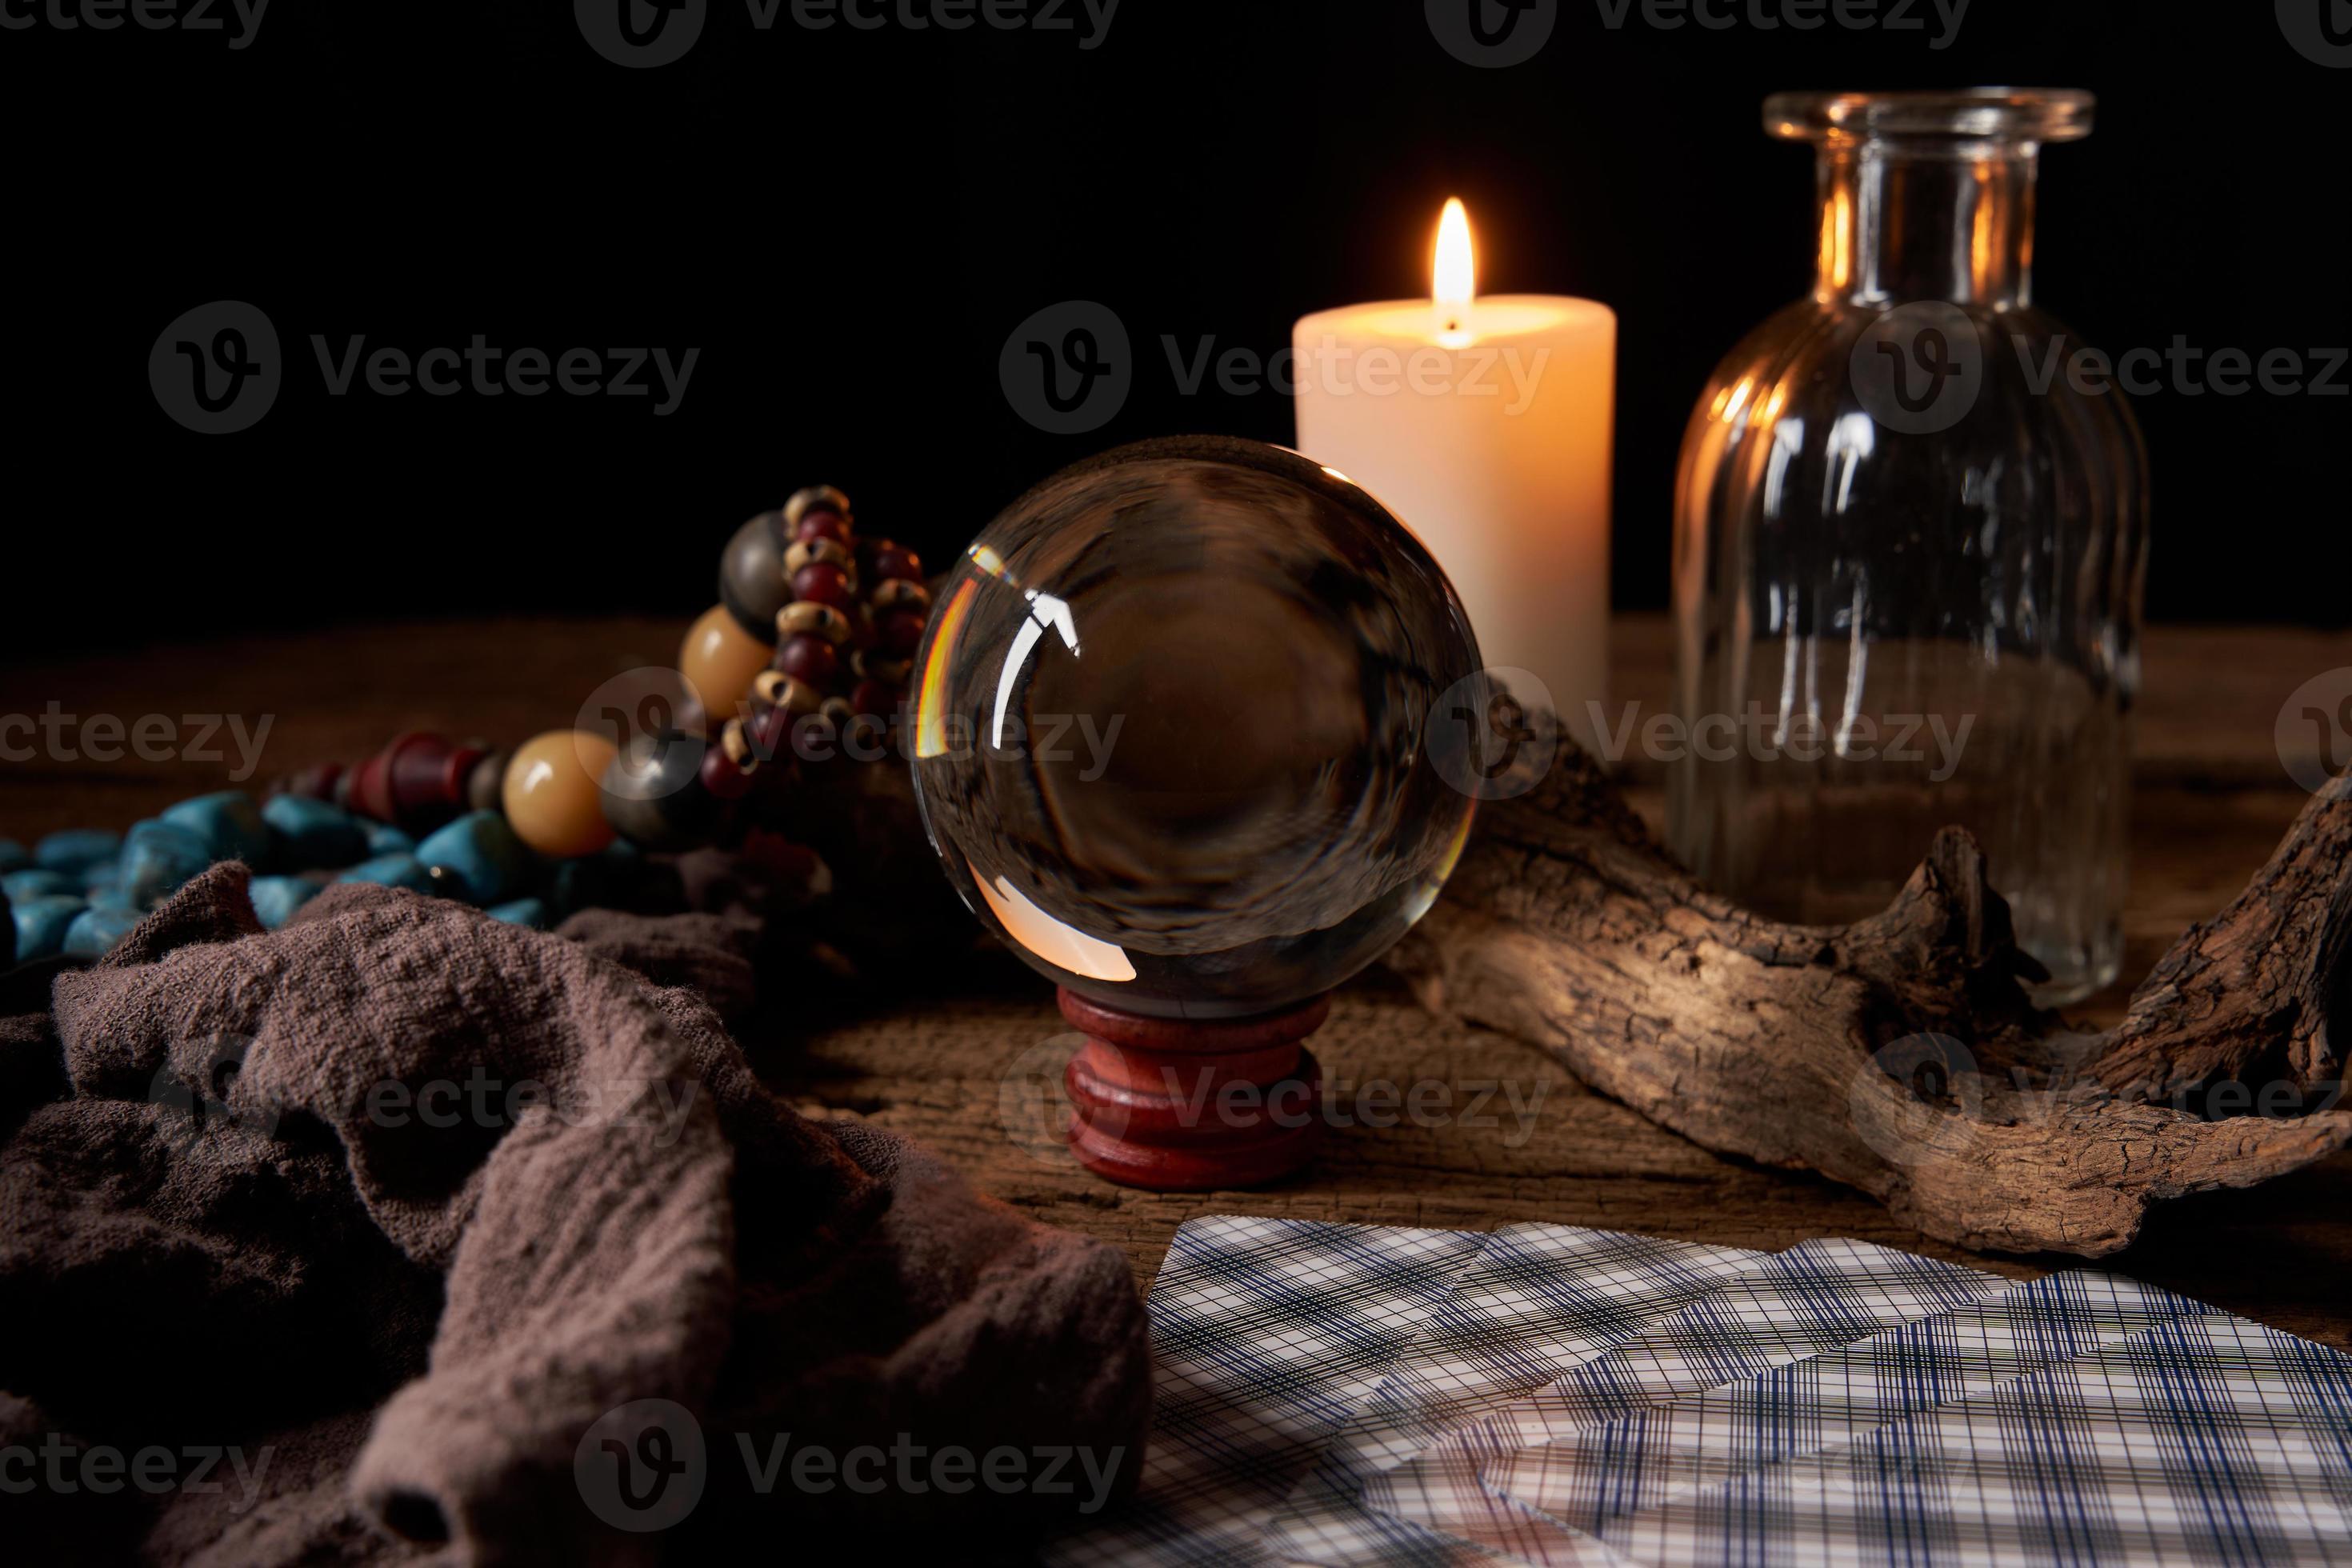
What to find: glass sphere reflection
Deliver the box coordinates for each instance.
[908,437,1483,1019]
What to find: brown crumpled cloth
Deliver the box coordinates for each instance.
[0,862,1150,1564]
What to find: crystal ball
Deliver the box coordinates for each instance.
[908,437,1484,1020]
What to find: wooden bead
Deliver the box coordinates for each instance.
[784,485,852,531]
[720,717,758,771]
[851,649,914,685]
[679,603,775,721]
[775,601,854,645]
[850,678,898,716]
[754,670,822,714]
[784,538,854,577]
[502,730,618,858]
[870,578,930,614]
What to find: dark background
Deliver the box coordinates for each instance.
[3,0,2344,658]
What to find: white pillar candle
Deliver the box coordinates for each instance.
[1293,200,1615,750]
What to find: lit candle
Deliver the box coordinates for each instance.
[1293,201,1615,750]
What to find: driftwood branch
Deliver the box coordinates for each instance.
[1390,743,2352,1257]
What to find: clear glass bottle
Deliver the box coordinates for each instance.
[1669,90,2148,1005]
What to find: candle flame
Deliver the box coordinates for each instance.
[1433,197,1476,348]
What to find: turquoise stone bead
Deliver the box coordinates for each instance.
[248,874,322,931]
[0,838,26,874]
[414,810,530,906]
[262,794,369,870]
[35,828,121,875]
[338,853,437,893]
[14,894,87,961]
[363,822,416,856]
[0,887,10,966]
[122,819,214,906]
[64,903,142,960]
[486,897,550,930]
[546,838,642,918]
[84,873,143,914]
[161,791,272,866]
[4,868,76,903]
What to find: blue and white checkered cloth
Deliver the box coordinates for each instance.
[1047,1217,2352,1566]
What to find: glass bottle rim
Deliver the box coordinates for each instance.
[1765,88,2094,145]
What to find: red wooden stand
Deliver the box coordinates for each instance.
[1058,988,1327,1191]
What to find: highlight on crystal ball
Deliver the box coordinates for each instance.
[907,436,1486,1020]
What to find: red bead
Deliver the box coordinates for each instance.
[850,678,898,717]
[699,743,756,802]
[876,607,928,658]
[791,562,856,609]
[870,542,922,582]
[776,634,839,687]
[794,509,850,546]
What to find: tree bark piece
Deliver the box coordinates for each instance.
[1389,750,2352,1257]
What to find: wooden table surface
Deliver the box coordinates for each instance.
[6,617,2350,1346]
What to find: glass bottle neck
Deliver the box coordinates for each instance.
[1814,140,2038,310]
